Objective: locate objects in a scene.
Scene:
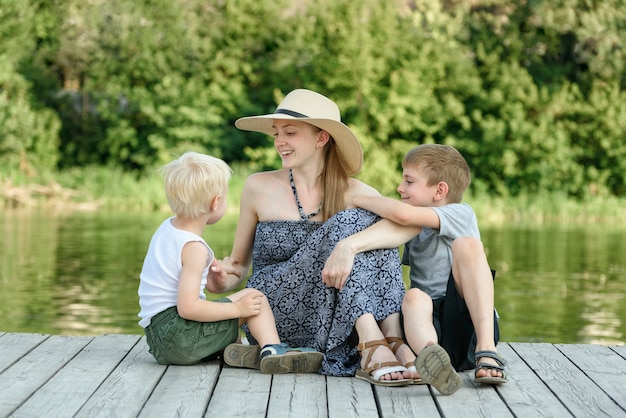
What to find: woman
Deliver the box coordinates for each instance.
[212,89,416,384]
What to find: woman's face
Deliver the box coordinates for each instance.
[272,119,320,168]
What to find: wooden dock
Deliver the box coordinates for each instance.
[1,332,625,417]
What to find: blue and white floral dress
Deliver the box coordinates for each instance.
[244,208,405,376]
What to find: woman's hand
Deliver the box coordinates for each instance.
[322,240,356,290]
[219,256,242,275]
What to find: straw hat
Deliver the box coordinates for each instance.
[235,89,363,175]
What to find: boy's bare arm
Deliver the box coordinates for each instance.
[180,293,261,323]
[353,195,440,228]
[177,242,262,321]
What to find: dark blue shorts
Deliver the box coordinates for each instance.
[432,270,500,371]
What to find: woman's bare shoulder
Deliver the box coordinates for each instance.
[348,177,381,197]
[246,169,286,185]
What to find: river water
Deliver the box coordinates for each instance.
[1,209,624,345]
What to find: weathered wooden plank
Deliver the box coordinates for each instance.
[74,336,166,418]
[326,376,379,418]
[437,371,512,418]
[0,335,92,417]
[10,333,141,418]
[557,344,626,412]
[206,366,272,417]
[611,345,626,359]
[267,373,327,418]
[375,383,440,418]
[511,342,624,417]
[0,332,48,372]
[1,333,625,418]
[495,342,572,417]
[138,361,219,418]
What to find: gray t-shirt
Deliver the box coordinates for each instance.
[401,203,480,299]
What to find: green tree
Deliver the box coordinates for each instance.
[3,0,625,201]
[0,0,61,176]
[462,0,626,197]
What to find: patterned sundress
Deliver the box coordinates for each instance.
[244,208,406,376]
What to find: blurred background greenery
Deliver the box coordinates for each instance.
[1,0,625,222]
[2,0,625,341]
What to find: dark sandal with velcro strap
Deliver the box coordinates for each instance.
[223,343,261,369]
[474,350,508,384]
[259,343,323,374]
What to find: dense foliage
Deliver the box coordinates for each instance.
[1,0,625,199]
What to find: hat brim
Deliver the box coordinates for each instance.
[235,114,363,175]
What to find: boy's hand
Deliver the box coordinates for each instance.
[234,288,264,317]
[205,258,227,292]
[322,240,356,290]
[205,257,241,293]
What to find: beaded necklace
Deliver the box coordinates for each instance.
[289,169,322,220]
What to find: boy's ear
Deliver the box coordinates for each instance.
[433,181,449,201]
[209,194,221,211]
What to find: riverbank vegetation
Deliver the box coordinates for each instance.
[2,0,625,224]
[3,163,624,226]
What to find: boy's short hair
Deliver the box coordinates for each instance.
[161,152,232,218]
[403,144,470,203]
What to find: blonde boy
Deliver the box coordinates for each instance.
[138,152,322,373]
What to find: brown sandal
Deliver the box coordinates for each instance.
[386,337,423,385]
[354,339,411,386]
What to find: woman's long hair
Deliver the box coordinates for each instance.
[320,136,349,221]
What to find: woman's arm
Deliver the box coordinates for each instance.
[322,218,419,290]
[206,174,260,293]
[322,180,423,290]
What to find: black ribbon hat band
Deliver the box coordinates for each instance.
[275,108,309,118]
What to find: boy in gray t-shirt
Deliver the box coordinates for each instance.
[331,144,506,395]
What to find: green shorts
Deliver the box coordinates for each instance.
[144,301,239,365]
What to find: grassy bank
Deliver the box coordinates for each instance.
[2,164,624,226]
[1,164,252,215]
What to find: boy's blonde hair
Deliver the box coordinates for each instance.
[403,144,470,203]
[161,152,232,218]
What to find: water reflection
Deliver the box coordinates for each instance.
[1,209,625,345]
[483,224,626,345]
